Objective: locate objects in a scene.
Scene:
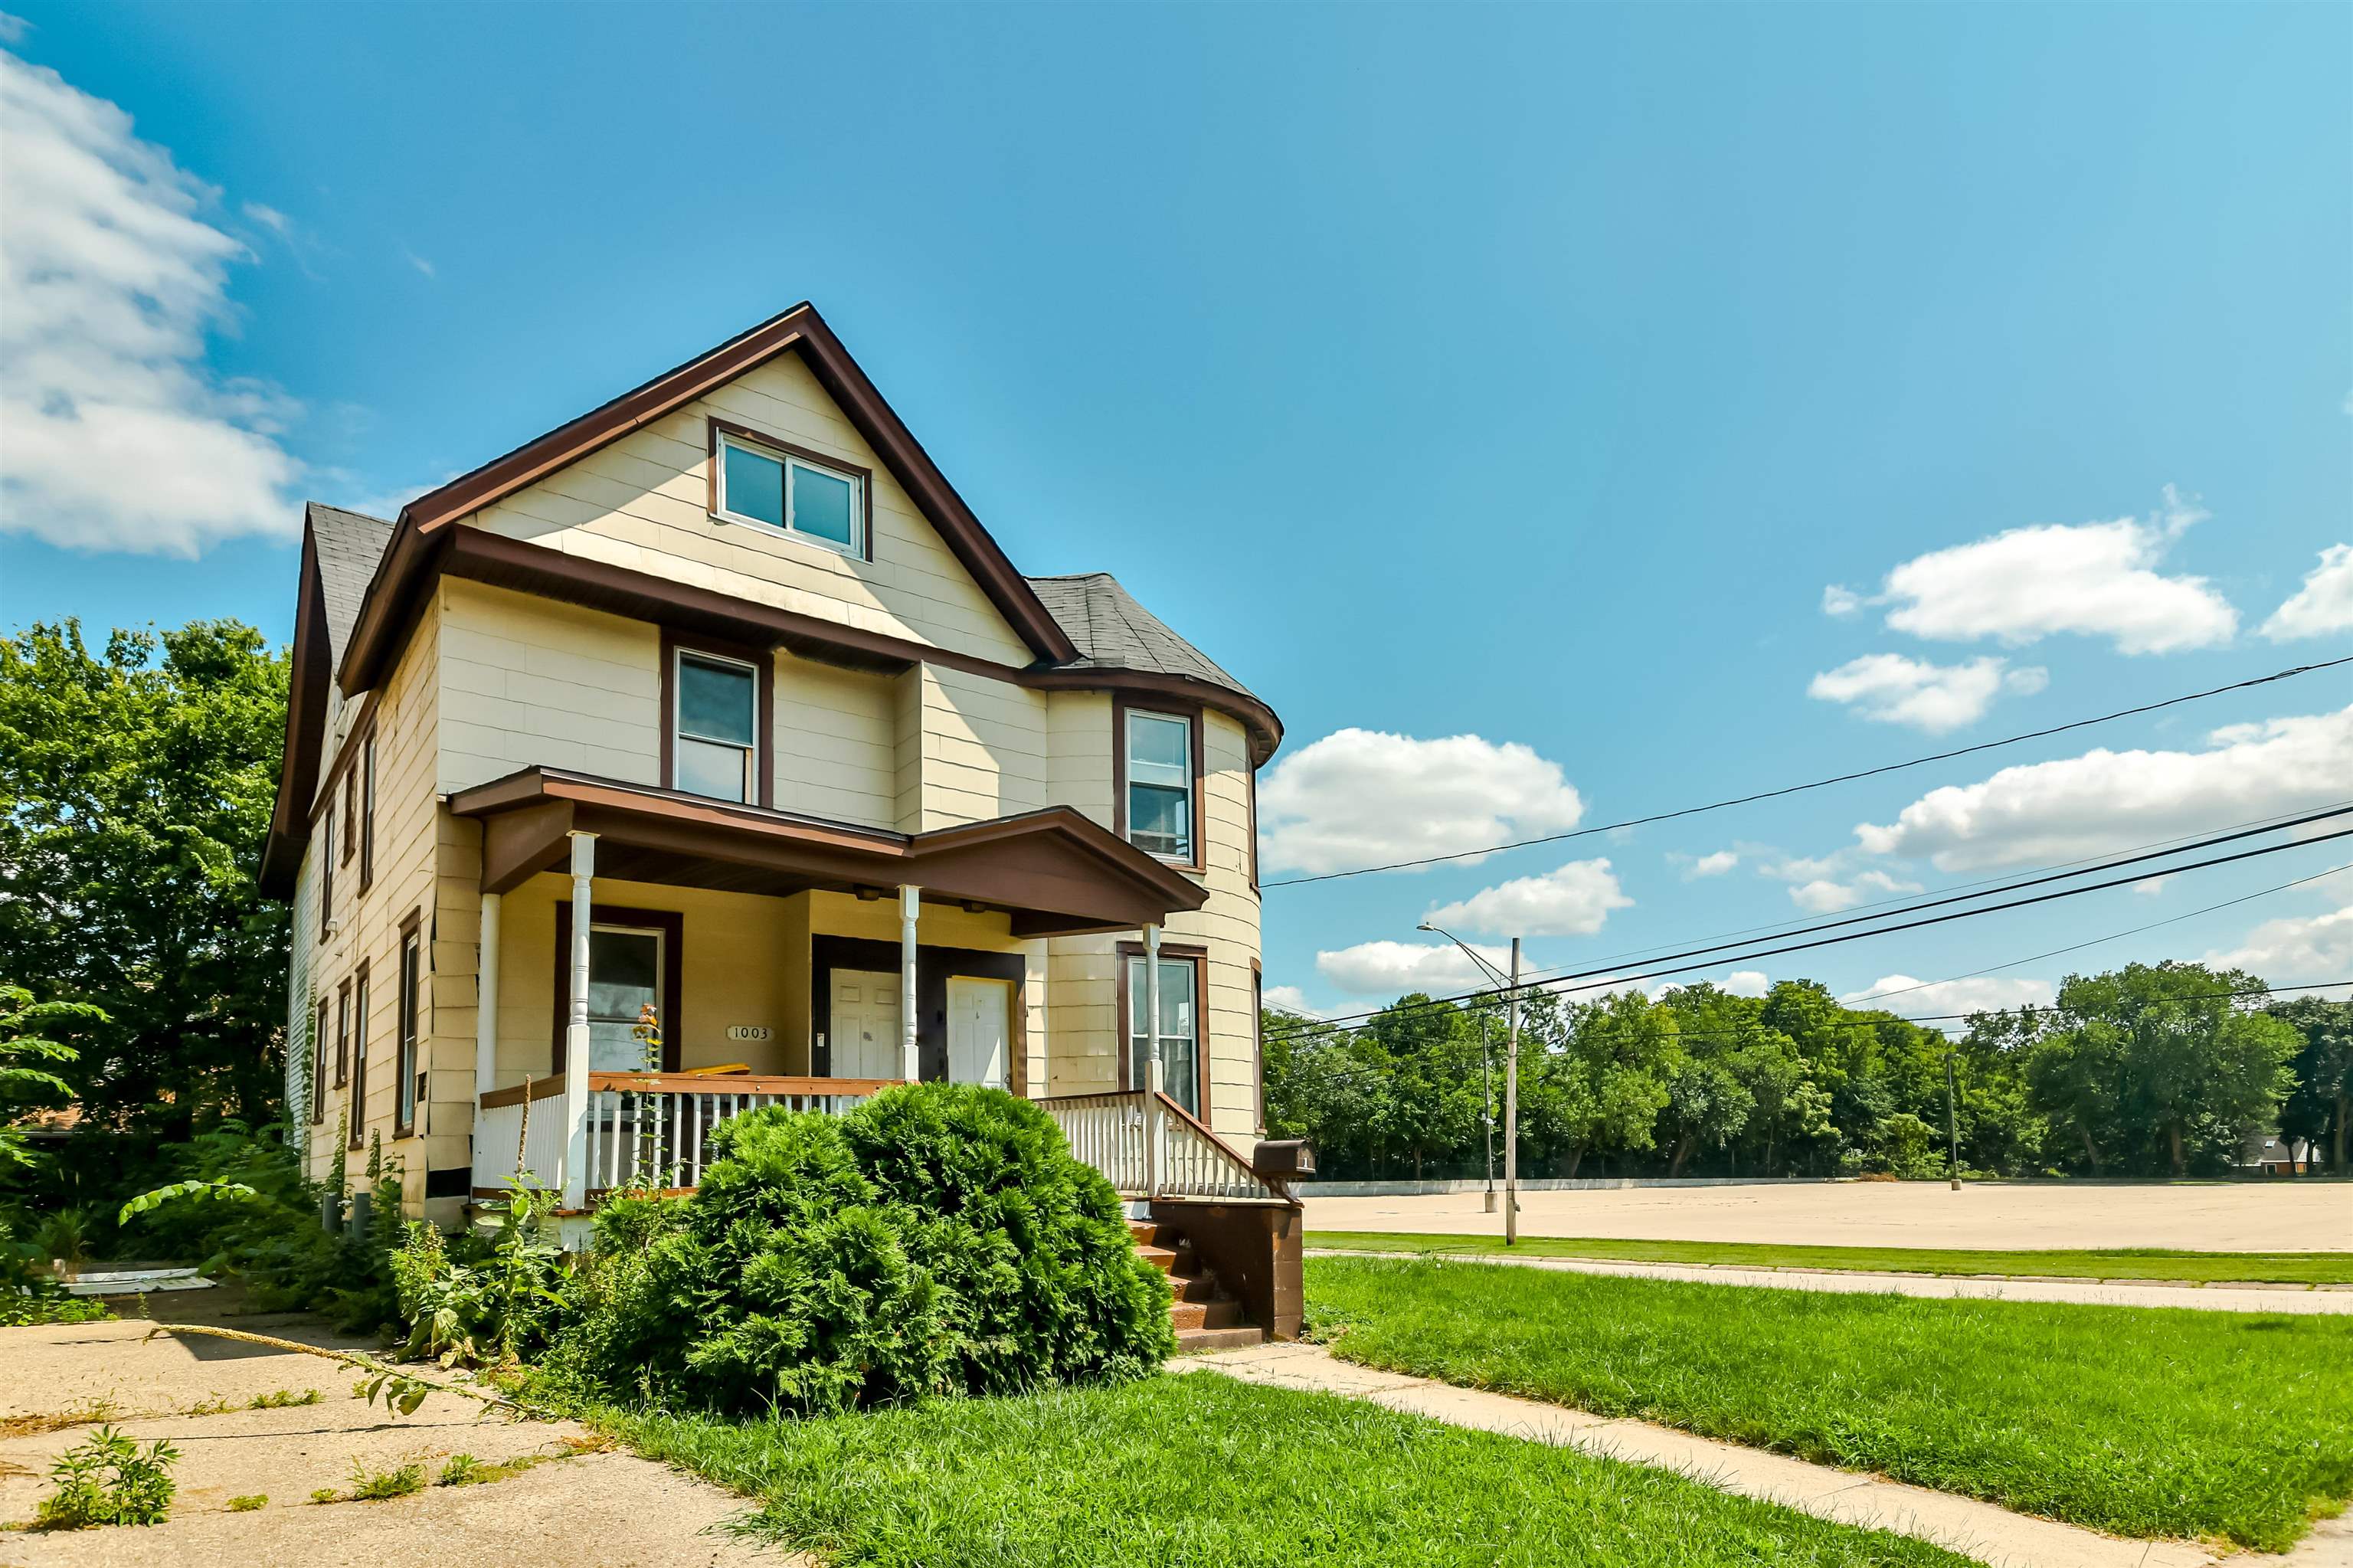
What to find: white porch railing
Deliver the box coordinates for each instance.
[473,1075,898,1201]
[578,1072,898,1193]
[473,1079,571,1196]
[1039,1085,1293,1206]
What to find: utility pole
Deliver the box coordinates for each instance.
[1415,921,1523,1240]
[1481,1013,1496,1213]
[1505,937,1521,1245]
[1945,1047,1962,1191]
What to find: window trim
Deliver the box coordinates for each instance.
[394,915,424,1138]
[318,808,334,943]
[347,962,370,1150]
[659,631,774,807]
[340,771,355,866]
[705,417,874,562]
[550,903,685,1075]
[357,729,376,892]
[1114,940,1211,1120]
[1112,697,1205,872]
[310,996,330,1125]
[334,979,351,1088]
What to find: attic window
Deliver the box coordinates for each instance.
[715,429,864,558]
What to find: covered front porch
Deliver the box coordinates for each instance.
[453,767,1243,1209]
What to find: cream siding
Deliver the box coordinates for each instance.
[463,353,1033,669]
[773,651,896,829]
[437,580,659,795]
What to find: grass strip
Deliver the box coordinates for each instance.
[608,1372,1977,1567]
[1307,1230,2353,1284]
[1307,1255,2353,1551]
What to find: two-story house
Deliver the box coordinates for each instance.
[259,305,1298,1337]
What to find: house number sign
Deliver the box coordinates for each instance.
[725,1026,773,1042]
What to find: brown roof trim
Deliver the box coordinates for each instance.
[361,303,1075,676]
[259,523,332,897]
[449,767,1207,933]
[351,522,1281,764]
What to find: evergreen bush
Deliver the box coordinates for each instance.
[545,1083,1171,1415]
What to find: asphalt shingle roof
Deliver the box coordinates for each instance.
[1025,572,1260,705]
[293,503,1261,714]
[307,502,397,671]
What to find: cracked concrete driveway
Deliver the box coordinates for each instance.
[0,1315,791,1568]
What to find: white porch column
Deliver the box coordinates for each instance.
[1144,923,1163,1096]
[898,885,921,1084]
[561,832,597,1209]
[473,892,502,1108]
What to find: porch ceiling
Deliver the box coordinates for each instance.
[449,767,1209,938]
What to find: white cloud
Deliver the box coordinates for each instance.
[1424,858,1631,938]
[1832,489,2236,655]
[1808,653,2047,733]
[2204,902,2353,994]
[1721,970,1771,997]
[1821,584,1864,617]
[1258,728,1586,876]
[241,200,290,236]
[1854,705,2353,872]
[402,247,435,278]
[1315,939,1519,997]
[2260,545,2353,642]
[0,13,28,44]
[1787,869,1922,913]
[0,47,301,555]
[1839,974,2056,1018]
[1261,985,1327,1018]
[1685,849,1739,879]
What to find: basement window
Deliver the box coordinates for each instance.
[715,431,864,557]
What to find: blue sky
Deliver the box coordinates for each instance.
[3,2,2349,1020]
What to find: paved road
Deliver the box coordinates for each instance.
[1304,1179,2352,1252]
[1309,1248,2353,1313]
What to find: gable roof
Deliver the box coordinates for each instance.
[311,503,397,670]
[337,303,1076,693]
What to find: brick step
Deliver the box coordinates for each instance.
[1170,1272,1222,1304]
[1127,1221,1166,1248]
[1136,1244,1179,1274]
[1173,1325,1265,1356]
[1169,1298,1242,1333]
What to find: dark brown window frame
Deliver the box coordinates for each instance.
[1114,938,1212,1121]
[1111,696,1206,874]
[347,961,370,1150]
[333,978,351,1088]
[357,728,376,892]
[1251,957,1264,1133]
[659,629,776,810]
[340,770,356,866]
[310,995,331,1125]
[1246,764,1259,892]
[705,416,876,565]
[318,809,334,944]
[394,911,424,1138]
[550,903,686,1075]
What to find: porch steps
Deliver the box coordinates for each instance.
[1131,1220,1264,1354]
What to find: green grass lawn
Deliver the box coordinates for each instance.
[1307,1256,2353,1550]
[1309,1229,2353,1284]
[608,1372,1977,1567]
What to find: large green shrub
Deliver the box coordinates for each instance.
[546,1084,1171,1415]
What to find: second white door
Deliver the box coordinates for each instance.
[833,970,902,1080]
[946,977,1010,1090]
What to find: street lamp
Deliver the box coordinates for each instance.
[1418,921,1523,1246]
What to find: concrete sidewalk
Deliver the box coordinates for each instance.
[1177,1341,2353,1568]
[0,1318,788,1567]
[1308,1247,2353,1313]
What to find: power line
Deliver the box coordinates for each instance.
[1262,654,2353,888]
[1262,816,2353,1040]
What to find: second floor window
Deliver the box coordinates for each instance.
[716,432,864,556]
[1124,709,1193,861]
[675,650,758,803]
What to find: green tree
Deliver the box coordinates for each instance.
[0,621,290,1196]
[1530,990,1672,1177]
[1652,986,1758,1177]
[1,984,103,1170]
[2027,963,2299,1175]
[1362,995,1486,1178]
[2270,996,2353,1173]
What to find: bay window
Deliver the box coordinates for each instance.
[1123,709,1194,862]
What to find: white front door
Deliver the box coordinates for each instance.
[832,969,902,1080]
[947,977,1010,1090]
